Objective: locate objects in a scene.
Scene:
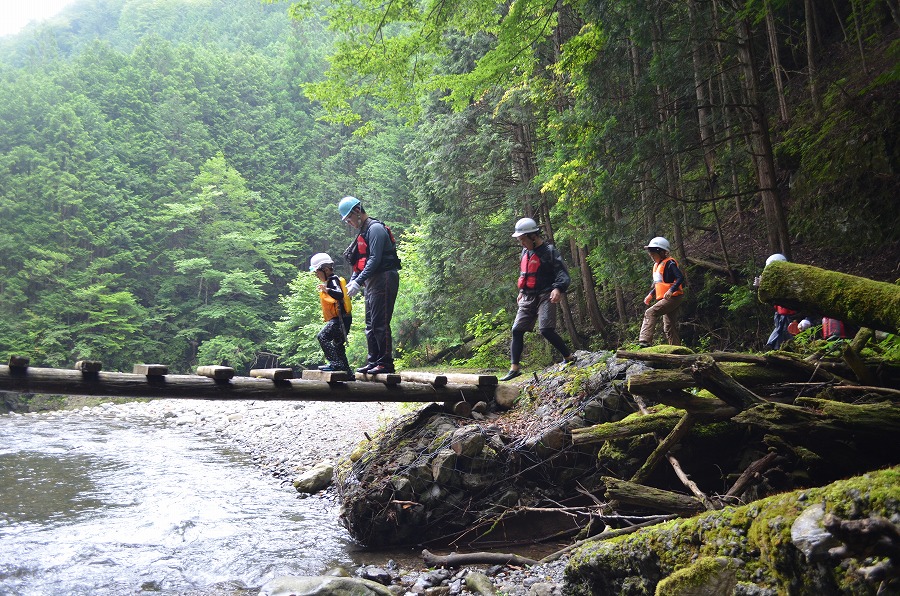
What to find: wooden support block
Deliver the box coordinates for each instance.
[452,400,473,418]
[133,364,168,376]
[8,355,30,368]
[249,368,294,381]
[443,373,498,387]
[302,369,353,383]
[399,371,448,387]
[74,360,102,373]
[196,365,235,380]
[355,372,401,385]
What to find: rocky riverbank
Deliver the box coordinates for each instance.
[7,396,566,595]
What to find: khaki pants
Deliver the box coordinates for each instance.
[639,294,684,346]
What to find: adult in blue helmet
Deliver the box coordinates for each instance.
[338,196,402,375]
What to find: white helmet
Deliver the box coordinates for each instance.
[644,236,671,251]
[309,252,334,271]
[798,319,812,331]
[511,217,541,238]
[765,253,788,266]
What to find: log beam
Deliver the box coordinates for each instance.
[0,365,494,403]
[602,477,705,515]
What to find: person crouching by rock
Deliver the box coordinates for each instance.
[500,217,575,382]
[310,252,352,373]
[638,237,685,348]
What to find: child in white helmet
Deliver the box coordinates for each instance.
[756,253,797,350]
[310,253,353,372]
[638,237,685,348]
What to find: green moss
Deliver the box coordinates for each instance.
[655,556,736,595]
[566,466,900,594]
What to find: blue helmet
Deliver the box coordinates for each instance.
[338,196,361,220]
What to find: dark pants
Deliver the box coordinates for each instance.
[510,291,571,365]
[318,316,351,370]
[364,269,399,367]
[766,313,791,350]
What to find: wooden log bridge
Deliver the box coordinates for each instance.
[0,363,498,405]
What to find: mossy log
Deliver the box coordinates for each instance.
[571,411,684,445]
[602,476,705,515]
[690,355,764,410]
[643,389,739,417]
[758,261,900,333]
[733,398,900,437]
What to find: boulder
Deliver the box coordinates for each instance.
[293,461,334,494]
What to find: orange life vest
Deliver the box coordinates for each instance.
[653,257,684,300]
[518,251,541,290]
[319,277,352,321]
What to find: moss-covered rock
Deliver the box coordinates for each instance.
[565,467,900,595]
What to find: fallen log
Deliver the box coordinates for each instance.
[421,549,538,568]
[690,355,765,410]
[631,413,698,485]
[646,389,739,417]
[571,411,683,445]
[602,477,705,516]
[757,261,900,333]
[734,397,900,437]
[724,451,781,499]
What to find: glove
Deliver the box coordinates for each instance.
[346,280,360,297]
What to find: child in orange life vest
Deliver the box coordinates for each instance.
[500,217,575,382]
[309,253,353,372]
[638,237,685,347]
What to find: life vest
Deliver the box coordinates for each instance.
[353,219,401,274]
[822,317,845,339]
[319,277,352,322]
[775,305,796,316]
[653,257,684,300]
[518,250,541,290]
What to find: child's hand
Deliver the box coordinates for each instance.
[316,283,326,292]
[644,293,652,306]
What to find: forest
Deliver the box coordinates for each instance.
[0,0,897,375]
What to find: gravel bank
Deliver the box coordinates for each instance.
[44,398,567,595]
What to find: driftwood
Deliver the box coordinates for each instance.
[757,261,900,333]
[824,514,900,582]
[602,477,705,515]
[421,549,538,568]
[724,452,782,499]
[631,413,697,485]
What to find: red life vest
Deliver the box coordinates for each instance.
[518,251,541,290]
[353,220,399,273]
[822,317,845,339]
[653,257,684,300]
[775,305,796,316]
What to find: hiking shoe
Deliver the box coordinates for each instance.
[356,364,375,374]
[499,369,522,382]
[319,365,344,372]
[367,365,395,375]
[317,364,331,370]
[638,342,650,348]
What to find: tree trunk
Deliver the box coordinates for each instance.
[765,1,790,123]
[804,0,821,112]
[735,17,791,258]
[757,261,900,333]
[577,244,608,335]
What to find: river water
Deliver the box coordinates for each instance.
[0,410,363,596]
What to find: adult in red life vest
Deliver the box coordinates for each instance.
[338,196,401,375]
[499,217,575,382]
[638,237,685,347]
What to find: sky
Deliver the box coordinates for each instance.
[0,0,79,38]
